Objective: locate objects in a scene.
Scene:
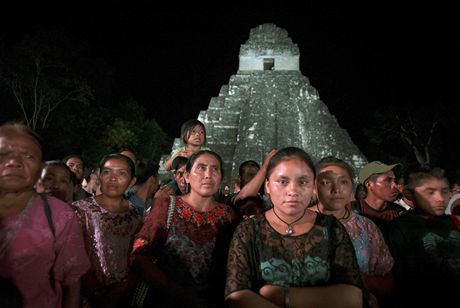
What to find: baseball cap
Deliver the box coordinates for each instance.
[358,161,401,184]
[171,156,188,171]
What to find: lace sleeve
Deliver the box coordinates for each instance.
[329,216,364,288]
[224,218,259,297]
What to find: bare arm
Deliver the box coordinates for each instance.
[226,289,280,308]
[290,284,362,308]
[257,284,362,308]
[164,150,190,171]
[62,280,81,308]
[234,149,277,203]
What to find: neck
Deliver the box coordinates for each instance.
[182,193,216,211]
[364,195,386,210]
[317,204,348,220]
[96,194,127,213]
[185,144,201,153]
[0,190,35,218]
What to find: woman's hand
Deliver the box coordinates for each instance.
[259,284,284,307]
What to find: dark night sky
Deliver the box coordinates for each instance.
[1,1,459,162]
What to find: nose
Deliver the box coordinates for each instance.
[330,180,340,194]
[204,168,212,178]
[5,153,23,168]
[287,182,299,196]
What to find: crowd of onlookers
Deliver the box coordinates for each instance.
[1,119,459,308]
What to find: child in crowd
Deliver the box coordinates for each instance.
[164,119,210,171]
[386,167,460,307]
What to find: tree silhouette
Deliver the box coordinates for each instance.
[0,28,93,129]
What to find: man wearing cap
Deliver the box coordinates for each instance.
[351,161,407,232]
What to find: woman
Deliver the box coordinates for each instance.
[72,153,143,307]
[225,147,364,308]
[0,121,90,308]
[314,156,394,307]
[132,150,237,307]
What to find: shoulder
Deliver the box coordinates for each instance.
[37,194,76,219]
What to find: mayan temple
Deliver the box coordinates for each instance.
[160,23,367,184]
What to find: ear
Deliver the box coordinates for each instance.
[264,179,270,195]
[184,171,191,184]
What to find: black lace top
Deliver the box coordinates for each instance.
[225,212,363,296]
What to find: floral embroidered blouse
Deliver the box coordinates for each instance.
[72,197,143,287]
[225,212,364,297]
[132,196,237,306]
[343,211,394,275]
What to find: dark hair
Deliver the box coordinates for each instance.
[315,156,355,182]
[42,160,78,186]
[186,150,224,178]
[99,153,136,178]
[404,167,448,191]
[181,119,206,145]
[62,154,84,167]
[0,121,44,160]
[135,159,159,184]
[238,160,260,177]
[266,147,316,179]
[172,156,189,171]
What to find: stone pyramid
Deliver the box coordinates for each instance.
[160,23,367,184]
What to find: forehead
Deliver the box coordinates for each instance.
[0,132,42,154]
[66,157,83,164]
[192,153,220,166]
[270,158,313,177]
[103,158,130,169]
[319,165,349,177]
[414,177,449,190]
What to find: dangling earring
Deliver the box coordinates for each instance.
[185,184,190,194]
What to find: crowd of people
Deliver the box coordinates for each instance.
[1,118,459,308]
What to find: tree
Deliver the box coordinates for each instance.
[0,28,93,130]
[363,102,443,168]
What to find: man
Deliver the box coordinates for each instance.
[351,161,406,232]
[125,159,159,217]
[386,167,460,307]
[165,156,188,196]
[63,154,91,201]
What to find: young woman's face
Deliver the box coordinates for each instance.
[185,153,221,197]
[41,165,74,203]
[186,125,205,146]
[99,158,135,198]
[0,132,42,193]
[265,158,315,216]
[316,164,353,211]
